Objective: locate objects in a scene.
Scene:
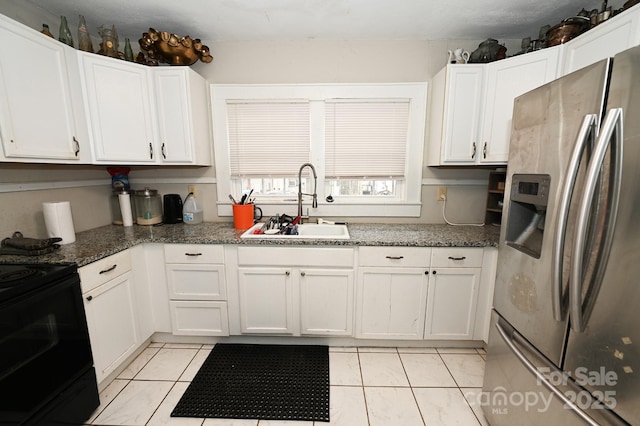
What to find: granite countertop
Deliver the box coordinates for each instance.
[1,222,500,267]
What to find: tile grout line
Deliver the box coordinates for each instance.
[87,378,132,425]
[456,387,484,426]
[397,348,428,426]
[356,348,372,426]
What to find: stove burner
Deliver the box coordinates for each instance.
[0,267,40,285]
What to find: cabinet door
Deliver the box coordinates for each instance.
[0,16,80,160]
[153,69,194,163]
[356,267,428,339]
[166,263,226,300]
[83,271,138,384]
[238,267,295,334]
[169,300,229,336]
[562,8,640,75]
[300,268,354,336]
[80,53,157,163]
[441,65,485,164]
[424,268,481,340]
[480,47,560,164]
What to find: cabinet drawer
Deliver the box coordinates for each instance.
[358,246,431,267]
[166,264,226,300]
[164,244,224,264]
[79,250,132,293]
[237,246,354,267]
[169,300,229,336]
[430,248,483,268]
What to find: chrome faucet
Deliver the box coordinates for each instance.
[297,162,318,223]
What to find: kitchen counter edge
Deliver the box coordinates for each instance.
[1,222,500,267]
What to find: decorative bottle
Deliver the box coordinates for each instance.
[58,16,74,47]
[77,15,94,52]
[41,24,54,38]
[124,38,134,61]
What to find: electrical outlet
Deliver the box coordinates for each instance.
[437,186,447,201]
[188,184,196,196]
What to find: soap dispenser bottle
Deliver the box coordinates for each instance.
[183,192,203,225]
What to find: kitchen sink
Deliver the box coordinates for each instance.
[240,223,350,239]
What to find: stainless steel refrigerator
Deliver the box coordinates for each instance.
[483,45,640,425]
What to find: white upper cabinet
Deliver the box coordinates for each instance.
[79,52,158,164]
[427,64,485,166]
[0,14,88,162]
[152,68,212,165]
[428,48,559,166]
[562,6,640,75]
[480,47,560,164]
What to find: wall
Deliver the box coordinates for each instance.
[0,2,513,239]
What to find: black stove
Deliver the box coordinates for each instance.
[0,263,77,301]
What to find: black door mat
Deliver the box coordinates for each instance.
[171,343,330,422]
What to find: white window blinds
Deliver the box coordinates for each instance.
[325,100,410,178]
[227,100,310,176]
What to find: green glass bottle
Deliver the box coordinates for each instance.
[58,16,74,47]
[124,38,134,62]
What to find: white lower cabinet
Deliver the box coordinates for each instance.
[164,244,229,336]
[424,268,481,339]
[80,251,139,384]
[356,246,431,339]
[356,267,429,339]
[300,268,354,336]
[238,267,295,334]
[233,246,355,337]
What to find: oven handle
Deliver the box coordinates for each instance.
[99,264,117,274]
[495,319,599,426]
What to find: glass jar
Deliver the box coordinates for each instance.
[134,187,163,225]
[110,188,136,225]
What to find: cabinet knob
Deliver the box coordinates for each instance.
[432,270,437,274]
[301,271,306,277]
[99,264,117,274]
[385,256,404,260]
[424,270,429,275]
[86,295,93,301]
[448,256,466,261]
[285,271,290,276]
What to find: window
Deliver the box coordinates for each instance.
[211,84,427,217]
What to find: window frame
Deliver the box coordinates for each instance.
[211,83,427,218]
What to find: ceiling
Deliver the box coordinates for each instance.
[24,0,621,43]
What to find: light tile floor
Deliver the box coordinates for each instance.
[87,343,488,426]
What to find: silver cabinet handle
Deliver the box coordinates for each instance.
[495,319,600,426]
[99,264,117,274]
[185,252,202,257]
[570,108,623,332]
[447,256,466,261]
[552,114,597,322]
[73,136,80,156]
[385,256,404,260]
[471,142,476,159]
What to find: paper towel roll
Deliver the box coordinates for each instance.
[42,201,76,244]
[118,193,134,227]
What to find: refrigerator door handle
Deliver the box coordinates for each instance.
[495,319,600,426]
[570,107,623,333]
[551,114,598,322]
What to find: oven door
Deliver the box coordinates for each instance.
[0,272,97,424]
